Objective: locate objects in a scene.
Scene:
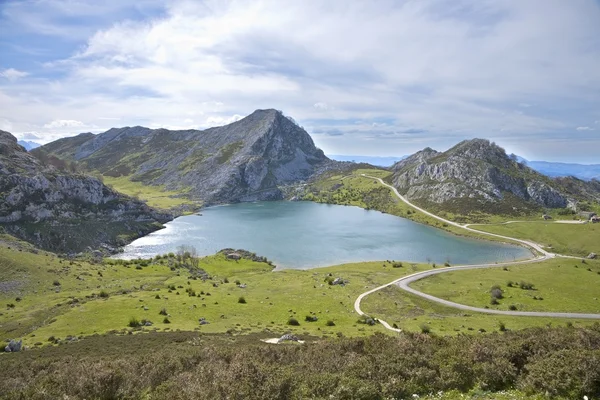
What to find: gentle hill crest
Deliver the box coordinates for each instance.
[36,109,334,205]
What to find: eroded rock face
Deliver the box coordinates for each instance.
[0,130,172,252]
[391,139,568,209]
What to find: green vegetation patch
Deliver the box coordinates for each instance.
[103,175,197,210]
[216,141,243,164]
[473,221,600,257]
[412,258,600,313]
[1,326,598,399]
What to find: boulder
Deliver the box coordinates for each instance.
[587,253,597,259]
[4,339,22,352]
[278,334,299,343]
[227,253,241,260]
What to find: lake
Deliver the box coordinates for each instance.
[116,201,532,269]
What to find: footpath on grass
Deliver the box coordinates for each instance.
[354,175,600,330]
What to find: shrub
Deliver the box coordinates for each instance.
[287,318,300,326]
[128,317,141,328]
[159,308,168,316]
[519,281,535,290]
[357,315,376,326]
[444,262,451,267]
[98,290,109,298]
[163,317,170,324]
[238,296,246,304]
[53,280,61,286]
[490,285,503,299]
[509,304,518,311]
[490,298,499,305]
[234,280,241,285]
[155,294,161,299]
[135,265,142,270]
[392,262,403,268]
[326,320,335,326]
[506,280,514,287]
[420,323,431,334]
[305,315,318,322]
[498,321,507,331]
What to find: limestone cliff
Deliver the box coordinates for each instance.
[0,130,172,253]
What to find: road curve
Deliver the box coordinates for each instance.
[353,175,600,329]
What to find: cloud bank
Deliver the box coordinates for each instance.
[0,0,599,162]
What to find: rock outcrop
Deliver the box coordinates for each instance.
[36,109,335,205]
[0,130,172,252]
[391,139,570,212]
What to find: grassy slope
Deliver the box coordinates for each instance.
[473,221,600,257]
[1,238,441,345]
[411,258,600,313]
[103,175,198,210]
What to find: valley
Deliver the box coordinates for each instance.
[2,110,600,399]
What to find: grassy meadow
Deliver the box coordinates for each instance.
[103,175,199,210]
[473,221,600,257]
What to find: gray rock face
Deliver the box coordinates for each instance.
[391,139,569,210]
[4,339,22,352]
[0,130,172,252]
[36,109,332,205]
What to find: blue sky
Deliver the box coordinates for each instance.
[1,0,599,162]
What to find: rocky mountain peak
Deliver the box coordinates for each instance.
[391,137,569,211]
[445,138,510,165]
[392,146,439,171]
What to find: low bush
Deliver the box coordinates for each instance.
[287,318,300,326]
[325,320,335,326]
[238,296,247,304]
[98,290,109,298]
[519,281,535,290]
[128,317,141,328]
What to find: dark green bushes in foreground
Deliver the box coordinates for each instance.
[1,326,599,399]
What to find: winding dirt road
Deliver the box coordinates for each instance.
[353,175,600,329]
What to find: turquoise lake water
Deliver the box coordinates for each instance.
[117,201,532,269]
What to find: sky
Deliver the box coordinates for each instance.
[1,0,599,163]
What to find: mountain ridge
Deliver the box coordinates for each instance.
[36,109,336,205]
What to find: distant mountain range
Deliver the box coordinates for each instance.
[520,159,600,181]
[17,140,41,150]
[328,155,407,167]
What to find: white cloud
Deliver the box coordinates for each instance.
[1,0,600,161]
[313,102,330,111]
[43,119,86,129]
[0,68,29,81]
[205,114,243,127]
[576,126,594,131]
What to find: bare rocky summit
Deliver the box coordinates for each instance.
[0,130,171,253]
